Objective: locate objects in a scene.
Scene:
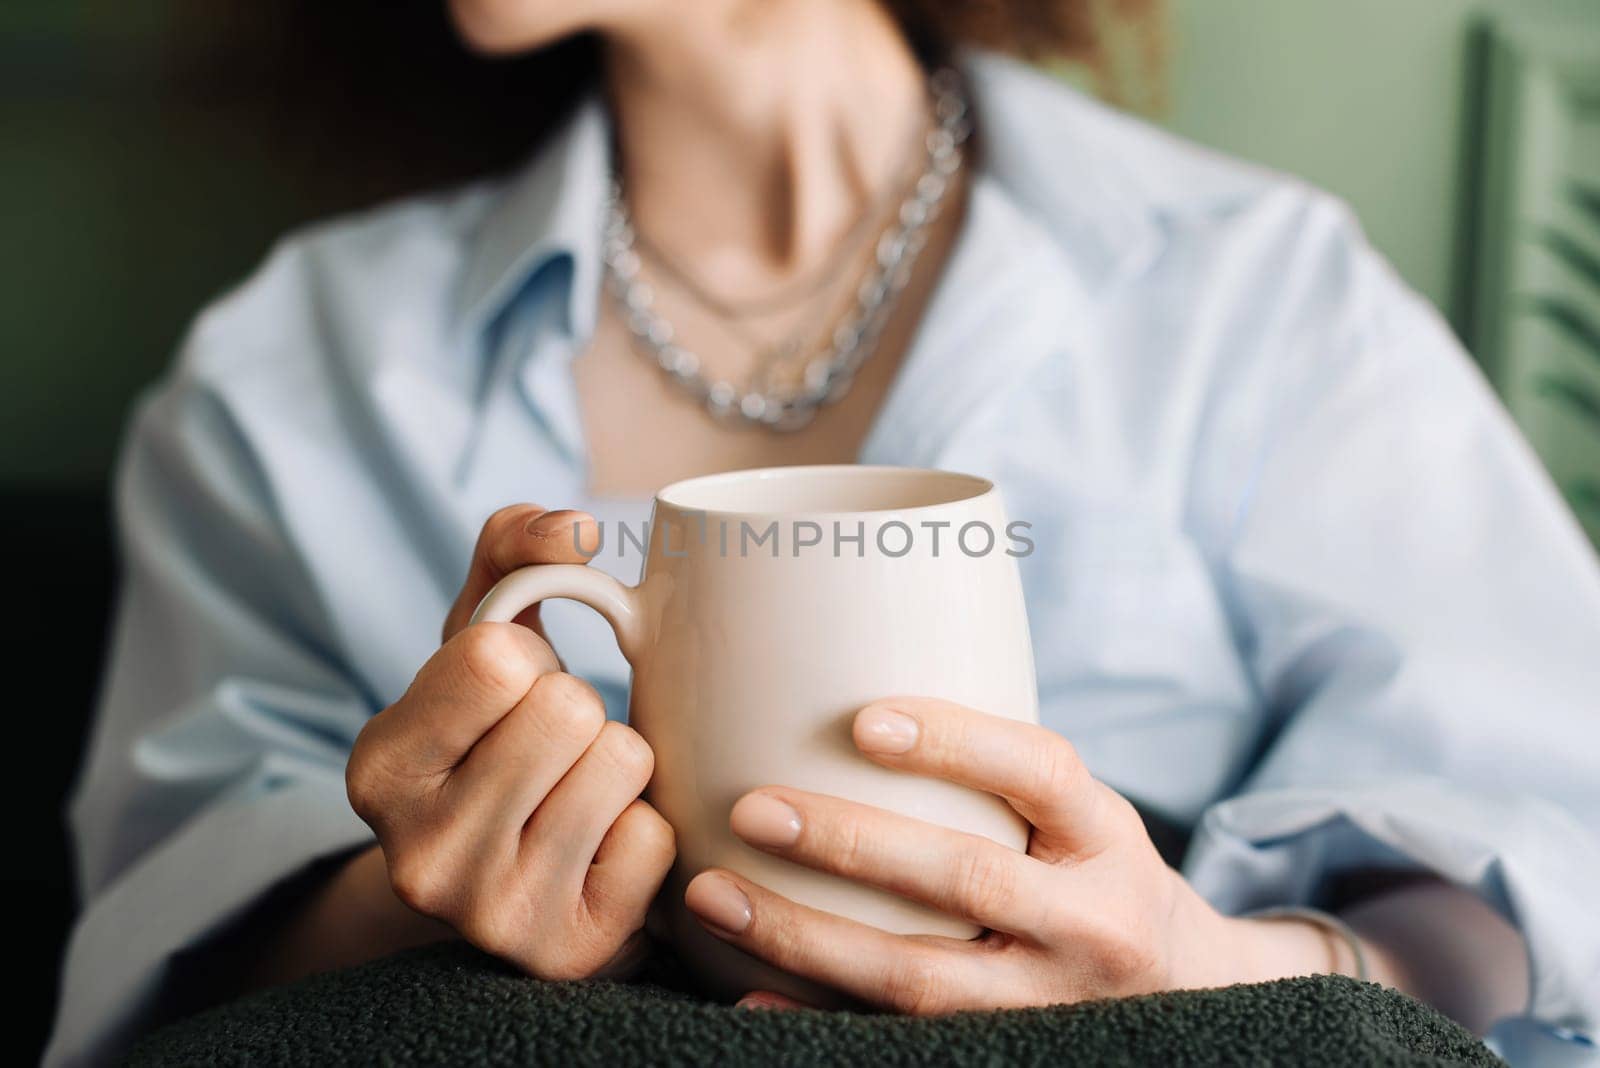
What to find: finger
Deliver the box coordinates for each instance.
[683,869,987,1016]
[729,788,1048,936]
[852,698,1113,857]
[449,672,607,835]
[444,506,599,640]
[367,621,561,772]
[736,991,810,1010]
[445,503,547,640]
[585,799,676,929]
[526,722,656,890]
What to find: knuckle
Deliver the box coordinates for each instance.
[949,848,1018,918]
[618,800,676,865]
[344,741,382,822]
[388,850,447,916]
[455,622,540,700]
[345,719,406,825]
[592,722,655,784]
[1087,921,1161,989]
[823,812,874,875]
[574,872,628,926]
[459,899,519,955]
[528,672,606,746]
[758,902,808,966]
[345,769,379,825]
[885,953,951,1016]
[1105,789,1145,833]
[1030,734,1084,800]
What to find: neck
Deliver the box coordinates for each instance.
[600,1,927,289]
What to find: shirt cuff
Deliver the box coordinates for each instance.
[1487,1017,1599,1067]
[1182,779,1600,1053]
[45,772,372,1067]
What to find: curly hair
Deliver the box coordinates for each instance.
[885,0,1138,55]
[884,0,1166,108]
[245,0,1165,220]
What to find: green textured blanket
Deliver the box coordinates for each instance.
[131,943,1503,1067]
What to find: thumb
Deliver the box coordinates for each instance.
[444,507,598,641]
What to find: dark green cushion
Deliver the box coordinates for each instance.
[131,942,1503,1067]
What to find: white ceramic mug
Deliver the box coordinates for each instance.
[472,464,1039,999]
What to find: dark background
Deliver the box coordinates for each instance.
[4,4,591,1058]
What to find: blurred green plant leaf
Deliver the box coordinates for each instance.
[1570,183,1600,233]
[1531,227,1600,292]
[1524,297,1600,368]
[1567,479,1600,522]
[1534,374,1600,434]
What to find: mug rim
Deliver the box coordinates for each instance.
[655,464,994,518]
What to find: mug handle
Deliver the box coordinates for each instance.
[469,564,645,662]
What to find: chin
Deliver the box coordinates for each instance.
[446,0,599,55]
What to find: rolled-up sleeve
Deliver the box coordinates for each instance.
[46,328,378,1066]
[1183,219,1600,1052]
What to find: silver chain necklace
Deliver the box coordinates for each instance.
[602,68,971,432]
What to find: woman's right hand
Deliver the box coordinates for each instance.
[346,505,676,980]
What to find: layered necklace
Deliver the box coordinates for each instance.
[602,68,970,432]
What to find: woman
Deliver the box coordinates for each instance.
[49,1,1600,1064]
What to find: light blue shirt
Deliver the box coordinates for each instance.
[48,53,1600,1066]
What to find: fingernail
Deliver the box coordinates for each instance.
[737,992,789,1010]
[730,792,802,849]
[855,706,919,754]
[525,510,574,537]
[685,872,752,936]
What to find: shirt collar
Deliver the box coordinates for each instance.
[960,50,1163,286]
[456,92,611,338]
[454,52,1165,342]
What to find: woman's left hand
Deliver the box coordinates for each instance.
[683,697,1346,1014]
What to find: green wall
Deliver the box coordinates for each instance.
[1162,0,1597,323]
